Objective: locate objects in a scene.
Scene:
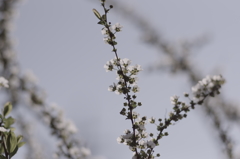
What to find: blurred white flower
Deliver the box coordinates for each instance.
[23,70,38,84]
[0,77,9,88]
[80,147,91,156]
[0,127,7,132]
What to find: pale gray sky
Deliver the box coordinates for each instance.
[12,0,240,158]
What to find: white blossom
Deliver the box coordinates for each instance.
[65,120,78,134]
[112,23,123,32]
[132,111,139,119]
[129,65,143,75]
[0,77,9,88]
[104,61,114,72]
[139,124,146,131]
[23,70,38,84]
[138,140,146,146]
[140,130,148,138]
[129,76,138,84]
[213,75,223,81]
[115,84,123,94]
[0,127,7,132]
[170,95,179,105]
[110,57,119,66]
[80,147,91,156]
[122,133,133,139]
[108,85,114,92]
[124,139,132,145]
[129,146,135,151]
[147,140,156,148]
[103,37,110,44]
[148,117,155,124]
[124,129,131,134]
[69,147,80,156]
[132,84,140,93]
[101,28,108,35]
[120,58,131,67]
[117,136,124,144]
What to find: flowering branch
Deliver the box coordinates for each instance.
[95,0,237,157]
[93,1,225,159]
[94,1,143,157]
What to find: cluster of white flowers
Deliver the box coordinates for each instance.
[42,103,93,159]
[98,6,158,158]
[101,23,123,44]
[191,75,225,103]
[117,112,158,159]
[95,3,228,159]
[104,58,142,95]
[168,76,225,122]
[45,103,78,135]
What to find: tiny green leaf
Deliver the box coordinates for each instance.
[17,135,23,143]
[101,15,106,21]
[10,127,15,132]
[17,142,25,148]
[3,102,12,117]
[10,146,18,158]
[4,117,15,129]
[97,21,105,25]
[7,131,17,153]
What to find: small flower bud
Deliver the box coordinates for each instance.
[117,70,123,75]
[169,112,174,118]
[191,105,195,109]
[120,108,126,115]
[142,116,147,121]
[184,92,189,97]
